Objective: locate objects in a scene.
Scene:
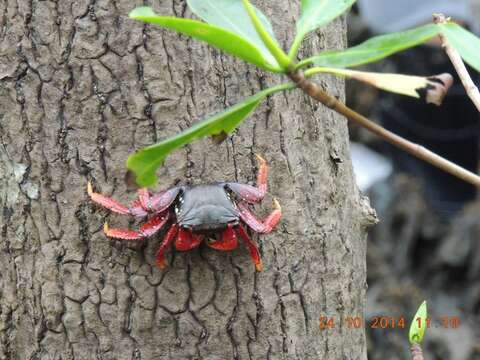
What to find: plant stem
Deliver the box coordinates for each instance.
[433,14,480,112]
[289,70,480,187]
[288,35,304,63]
[410,343,424,360]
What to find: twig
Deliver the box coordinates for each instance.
[410,343,424,360]
[433,13,480,112]
[289,71,480,187]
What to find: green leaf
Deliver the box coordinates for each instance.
[241,0,291,69]
[127,83,294,187]
[298,24,439,69]
[289,0,356,59]
[409,301,428,344]
[186,0,281,69]
[129,7,280,72]
[438,22,480,73]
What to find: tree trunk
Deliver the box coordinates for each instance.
[0,1,374,359]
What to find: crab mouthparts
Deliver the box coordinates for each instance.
[184,221,239,234]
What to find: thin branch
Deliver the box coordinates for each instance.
[289,71,480,187]
[433,13,480,112]
[410,343,424,360]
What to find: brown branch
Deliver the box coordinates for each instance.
[410,343,424,360]
[433,13,480,112]
[289,71,480,187]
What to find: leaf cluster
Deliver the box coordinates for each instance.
[127,0,480,187]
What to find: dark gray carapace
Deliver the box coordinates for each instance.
[175,184,240,232]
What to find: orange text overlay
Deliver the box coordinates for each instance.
[319,316,461,330]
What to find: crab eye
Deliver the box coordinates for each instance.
[226,190,236,202]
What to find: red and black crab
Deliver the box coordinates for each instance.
[87,155,281,271]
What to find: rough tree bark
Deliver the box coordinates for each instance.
[0,1,375,359]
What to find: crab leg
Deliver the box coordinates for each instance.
[175,228,203,251]
[237,199,282,234]
[156,224,178,269]
[149,187,182,212]
[103,212,169,240]
[236,225,263,272]
[207,224,238,251]
[226,154,268,203]
[88,182,148,217]
[137,188,153,211]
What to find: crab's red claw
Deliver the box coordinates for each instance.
[236,225,263,272]
[149,187,182,213]
[238,199,282,234]
[266,198,282,230]
[225,154,268,203]
[88,182,148,217]
[175,228,203,251]
[137,188,152,211]
[156,225,178,269]
[255,153,268,195]
[88,182,130,215]
[102,213,169,241]
[226,183,265,204]
[139,213,169,237]
[103,223,144,240]
[208,224,238,251]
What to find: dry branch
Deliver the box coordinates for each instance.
[289,71,480,187]
[433,13,480,112]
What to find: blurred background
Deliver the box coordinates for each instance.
[346,1,480,358]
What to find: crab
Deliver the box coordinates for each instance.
[87,155,281,271]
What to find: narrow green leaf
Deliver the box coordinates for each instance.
[129,7,280,72]
[186,0,281,69]
[289,0,356,59]
[298,24,439,69]
[127,83,294,187]
[439,22,480,73]
[409,301,428,344]
[241,0,291,69]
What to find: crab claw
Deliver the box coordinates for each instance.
[273,198,281,211]
[254,153,266,165]
[87,181,94,196]
[103,222,124,238]
[103,222,147,240]
[268,198,282,231]
[237,197,282,234]
[87,182,132,215]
